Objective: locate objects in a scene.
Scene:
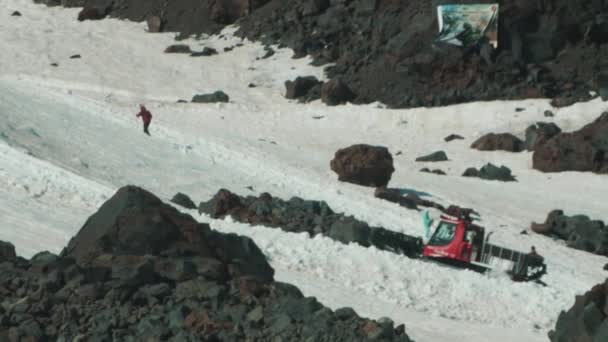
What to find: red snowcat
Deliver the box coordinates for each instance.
[422,208,547,282]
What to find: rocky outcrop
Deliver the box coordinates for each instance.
[471,133,525,152]
[199,189,423,258]
[0,186,413,341]
[531,210,608,256]
[533,112,608,173]
[41,0,608,108]
[463,163,516,182]
[549,279,608,342]
[330,144,394,188]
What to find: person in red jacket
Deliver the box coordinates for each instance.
[136,104,152,135]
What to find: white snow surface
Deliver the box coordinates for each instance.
[1,1,608,341]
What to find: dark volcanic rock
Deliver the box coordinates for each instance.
[170,192,197,210]
[321,78,356,106]
[471,133,525,152]
[285,76,322,101]
[0,186,413,341]
[533,112,608,173]
[531,210,608,256]
[549,279,608,342]
[190,47,218,57]
[420,168,446,176]
[374,187,445,211]
[463,163,516,182]
[146,15,163,32]
[11,11,21,16]
[199,189,423,258]
[330,144,394,187]
[0,241,16,261]
[44,0,608,108]
[444,134,464,142]
[525,122,562,151]
[77,6,107,21]
[164,44,192,53]
[191,91,230,103]
[415,151,448,162]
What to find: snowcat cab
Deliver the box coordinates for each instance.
[423,209,547,282]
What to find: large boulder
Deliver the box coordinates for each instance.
[549,279,608,342]
[531,210,608,256]
[471,133,525,152]
[321,78,356,106]
[62,186,274,281]
[533,112,608,173]
[330,144,395,187]
[525,122,562,151]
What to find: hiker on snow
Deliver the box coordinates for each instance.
[136,104,152,135]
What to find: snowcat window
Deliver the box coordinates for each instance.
[428,221,457,246]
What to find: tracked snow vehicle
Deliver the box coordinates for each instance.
[422,209,547,282]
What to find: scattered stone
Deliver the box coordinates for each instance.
[420,168,446,175]
[515,107,526,112]
[248,83,256,88]
[190,47,218,57]
[312,115,324,120]
[191,91,229,103]
[544,110,555,117]
[224,46,234,52]
[444,134,464,142]
[11,11,21,16]
[415,151,448,162]
[471,133,525,152]
[330,144,394,187]
[69,54,81,59]
[164,44,192,54]
[177,99,188,103]
[50,63,58,67]
[261,46,275,59]
[463,163,516,182]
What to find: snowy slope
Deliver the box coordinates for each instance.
[1,1,608,341]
